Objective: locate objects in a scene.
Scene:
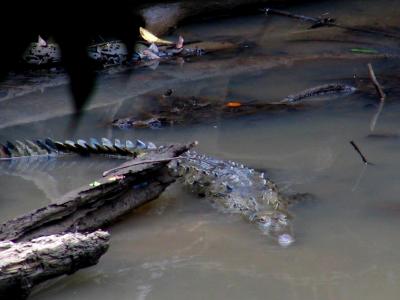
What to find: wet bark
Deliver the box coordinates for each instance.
[0,230,110,300]
[0,143,193,242]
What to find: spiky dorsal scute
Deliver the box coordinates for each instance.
[0,138,158,160]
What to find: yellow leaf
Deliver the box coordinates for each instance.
[139,27,173,45]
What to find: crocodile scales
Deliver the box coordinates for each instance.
[0,137,296,247]
[0,138,157,160]
[172,151,295,247]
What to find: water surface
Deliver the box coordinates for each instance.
[1,0,400,299]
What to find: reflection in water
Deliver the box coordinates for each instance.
[1,0,400,299]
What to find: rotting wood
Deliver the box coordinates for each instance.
[0,142,194,242]
[0,230,110,300]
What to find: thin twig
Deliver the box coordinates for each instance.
[350,141,372,165]
[102,157,184,177]
[367,63,386,101]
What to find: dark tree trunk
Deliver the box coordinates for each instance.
[0,230,110,299]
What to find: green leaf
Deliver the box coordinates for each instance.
[350,48,379,54]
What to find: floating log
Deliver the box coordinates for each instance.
[0,143,193,242]
[0,230,110,299]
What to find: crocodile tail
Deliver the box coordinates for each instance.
[0,138,157,160]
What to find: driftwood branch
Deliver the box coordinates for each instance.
[0,230,110,299]
[0,143,193,242]
[264,8,400,39]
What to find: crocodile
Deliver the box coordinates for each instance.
[112,83,356,129]
[171,151,295,247]
[0,137,296,247]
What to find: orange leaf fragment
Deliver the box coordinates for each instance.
[225,101,242,108]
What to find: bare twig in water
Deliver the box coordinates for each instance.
[264,8,400,39]
[350,141,372,165]
[102,157,183,177]
[367,63,386,101]
[367,63,386,132]
[370,101,385,132]
[264,8,335,28]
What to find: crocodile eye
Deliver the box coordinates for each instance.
[257,215,272,228]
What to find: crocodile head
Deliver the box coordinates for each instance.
[250,210,294,247]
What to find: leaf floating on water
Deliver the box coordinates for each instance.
[225,101,242,108]
[139,27,173,45]
[350,48,379,54]
[89,181,101,187]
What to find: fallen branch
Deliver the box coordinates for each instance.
[264,8,400,39]
[367,63,386,101]
[264,8,335,28]
[0,230,110,299]
[0,143,193,242]
[350,140,372,165]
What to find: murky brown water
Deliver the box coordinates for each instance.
[1,0,400,299]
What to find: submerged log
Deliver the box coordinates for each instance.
[0,230,110,299]
[0,143,193,242]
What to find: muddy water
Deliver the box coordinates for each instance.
[1,0,400,299]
